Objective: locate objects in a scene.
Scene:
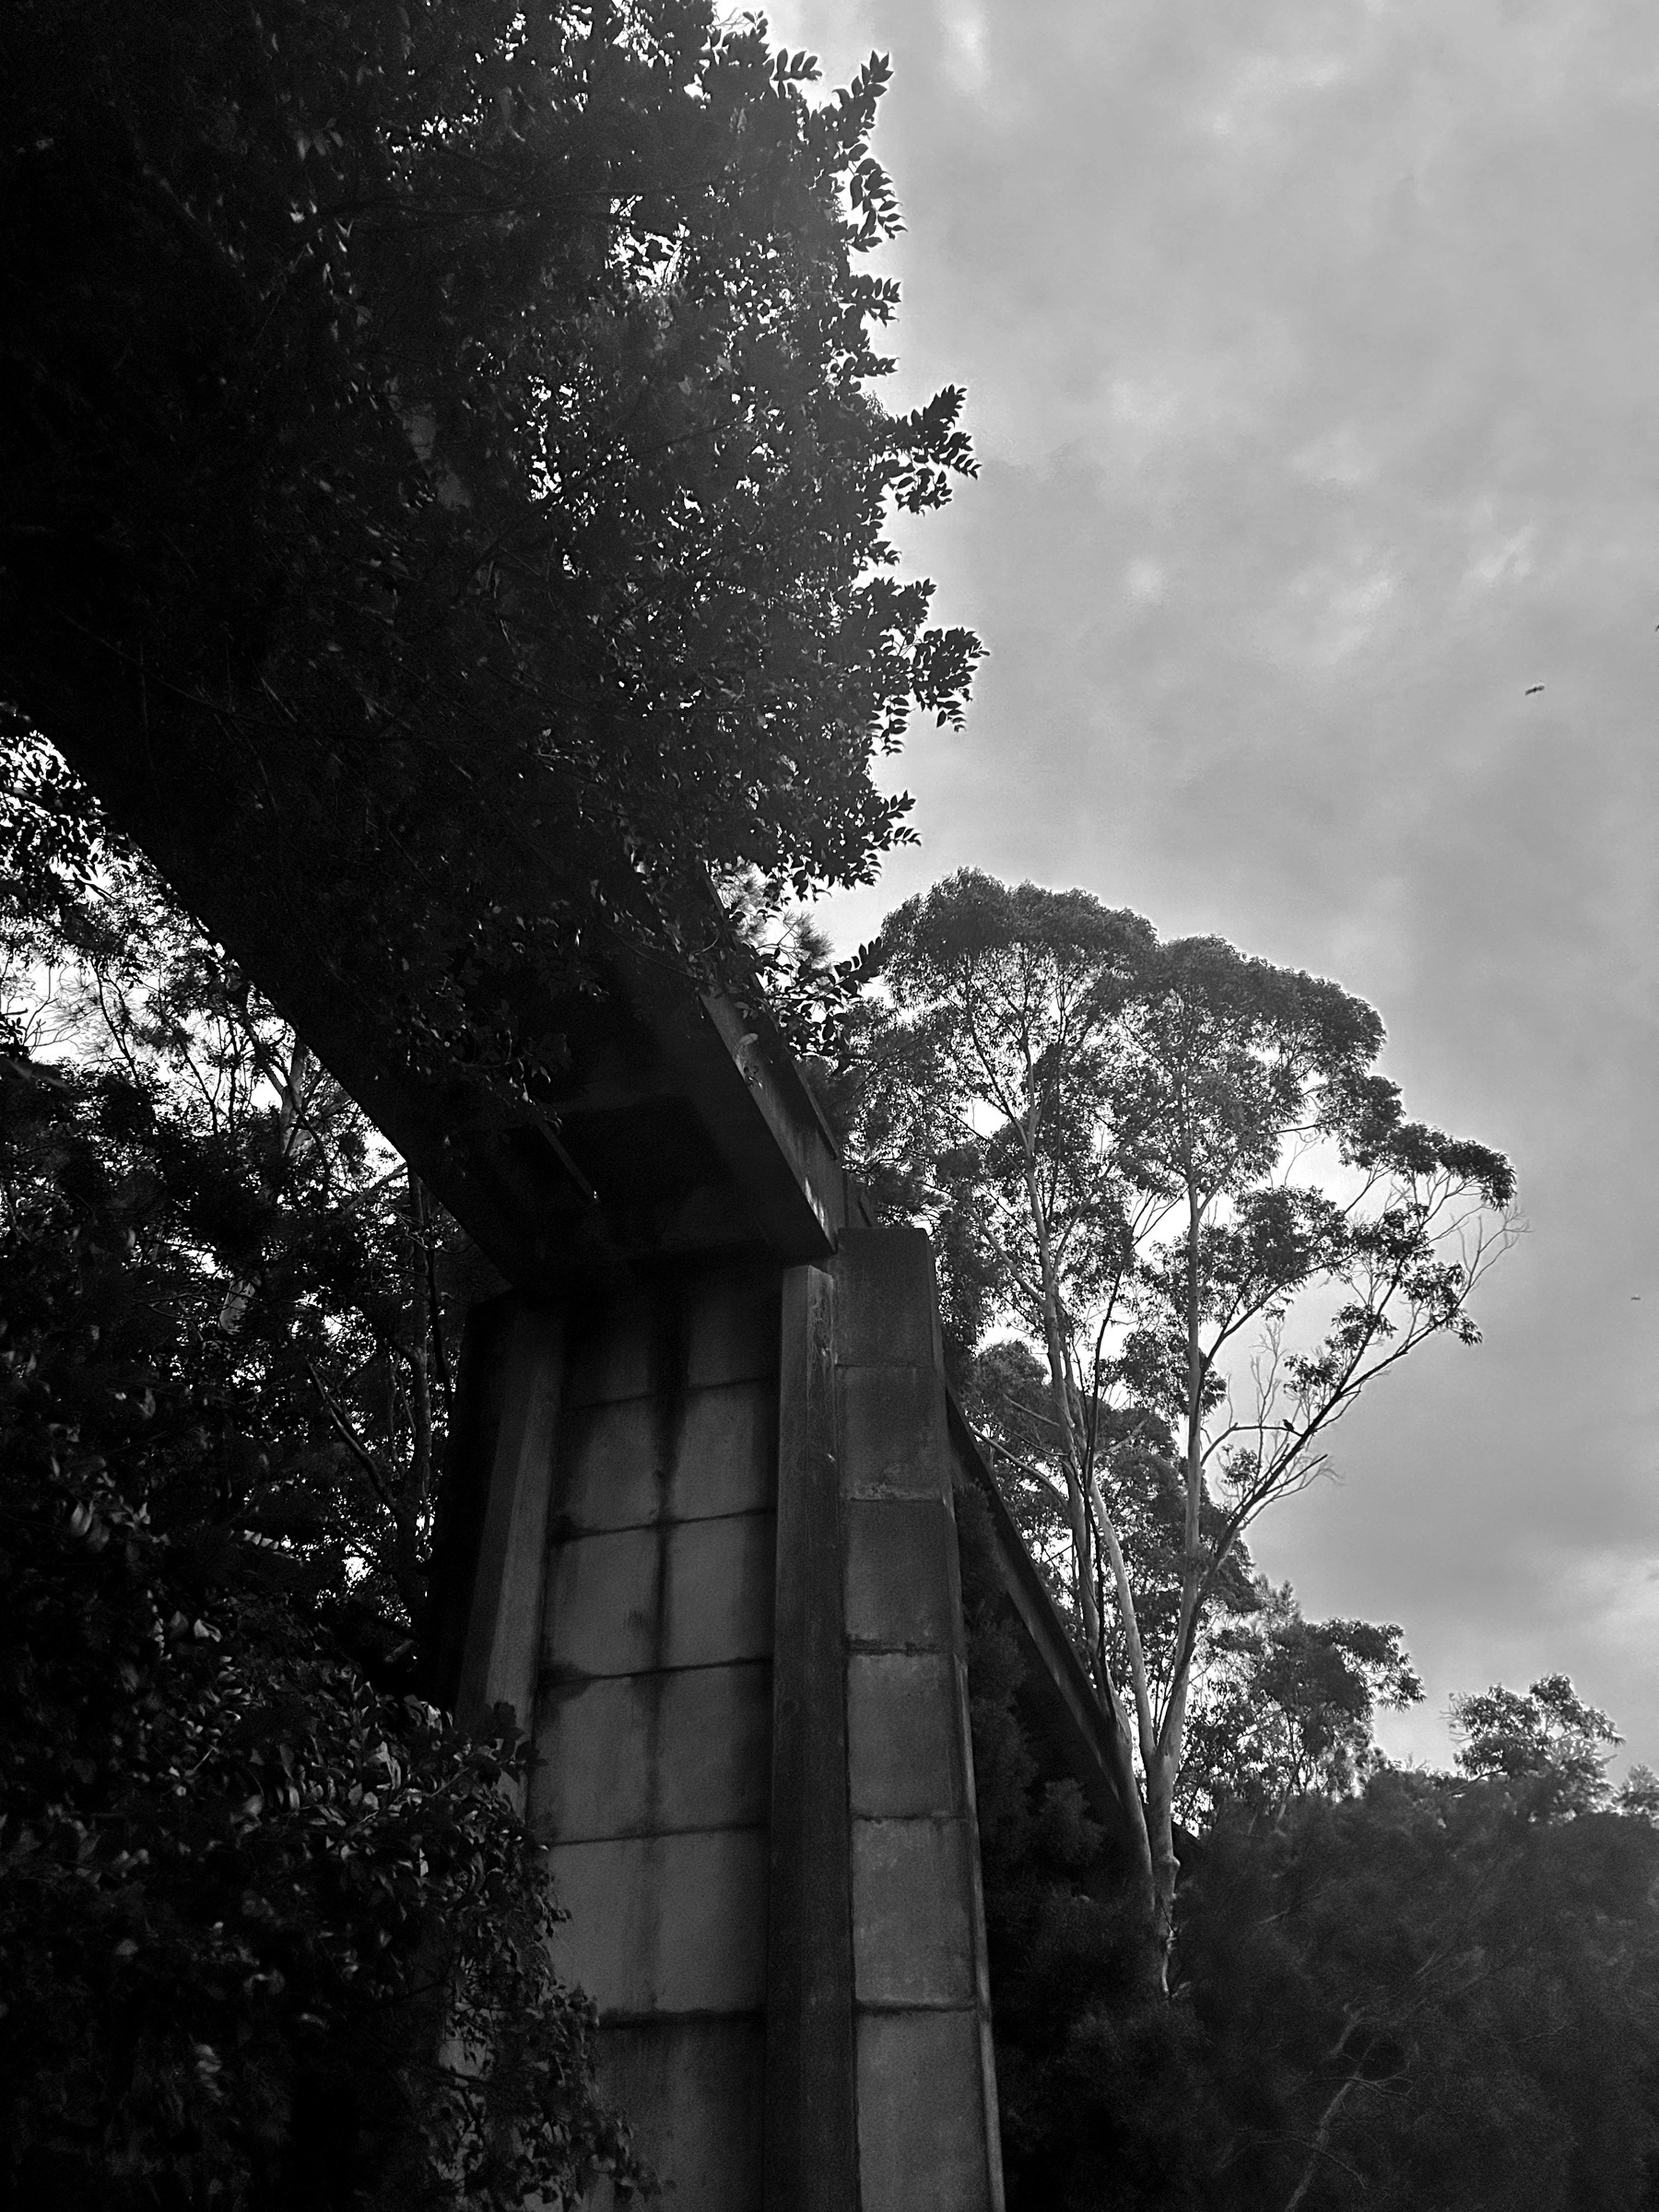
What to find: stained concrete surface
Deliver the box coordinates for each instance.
[530,1265,782,2211]
[851,1818,978,2009]
[535,1659,772,1841]
[554,1380,775,1532]
[846,1651,963,1818]
[856,2009,1002,2212]
[545,1824,771,2016]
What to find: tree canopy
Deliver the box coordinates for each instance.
[2,0,979,1094]
[1179,1586,1423,1822]
[1179,1765,1659,2212]
[847,868,1517,1943]
[961,1530,1659,2212]
[1451,1673,1625,1818]
[0,955,641,2206]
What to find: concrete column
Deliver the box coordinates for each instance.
[529,1263,782,2212]
[765,1263,858,2209]
[427,1296,564,1754]
[834,1230,1006,2212]
[437,1241,1008,2212]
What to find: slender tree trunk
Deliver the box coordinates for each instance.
[1282,2073,1360,2212]
[218,1035,312,1335]
[1144,1754,1180,1964]
[391,1340,433,1616]
[1141,1167,1209,1971]
[1021,1159,1099,1633]
[1020,1152,1159,1917]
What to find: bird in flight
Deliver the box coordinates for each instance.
[1524,684,1545,695]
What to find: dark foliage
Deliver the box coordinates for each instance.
[1179,1775,1659,2211]
[0,1052,643,2207]
[956,1481,1226,2210]
[1180,1588,1423,1822]
[960,1461,1659,2212]
[2,0,980,1103]
[0,835,494,1647]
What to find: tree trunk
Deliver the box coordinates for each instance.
[1144,1753,1180,1976]
[1136,1165,1209,1972]
[1020,1154,1160,1922]
[218,1035,312,1335]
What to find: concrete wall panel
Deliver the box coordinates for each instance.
[562,1288,654,1408]
[546,1825,770,2017]
[839,1361,951,1501]
[563,1263,780,1408]
[556,1380,775,1533]
[847,1652,962,1818]
[544,1511,775,1680]
[830,1228,942,1371]
[843,1496,958,1653]
[856,2009,998,2212]
[545,1524,662,1679]
[851,1817,976,2008]
[662,1512,776,1669]
[591,2018,766,2212]
[534,1660,772,1842]
[683,1265,782,1388]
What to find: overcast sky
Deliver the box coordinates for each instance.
[768,0,1659,1772]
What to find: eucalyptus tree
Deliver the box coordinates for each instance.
[1451,1674,1624,1818]
[1178,1587,1424,1822]
[1179,1761,1659,2212]
[859,870,1516,1945]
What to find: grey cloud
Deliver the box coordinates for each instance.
[771,0,1659,1758]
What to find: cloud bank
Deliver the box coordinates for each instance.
[768,0,1659,1764]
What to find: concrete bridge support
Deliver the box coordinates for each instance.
[437,1230,1005,2210]
[47,653,1134,2210]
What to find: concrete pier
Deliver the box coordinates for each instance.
[437,1232,1034,2208]
[53,624,1139,2207]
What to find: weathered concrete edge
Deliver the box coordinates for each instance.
[832,1230,1006,2212]
[455,1304,563,1742]
[763,1263,858,2211]
[422,1296,563,1761]
[944,1391,1138,1848]
[422,1293,513,1717]
[613,946,846,1264]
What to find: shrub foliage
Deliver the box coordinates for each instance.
[0,1053,644,2208]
